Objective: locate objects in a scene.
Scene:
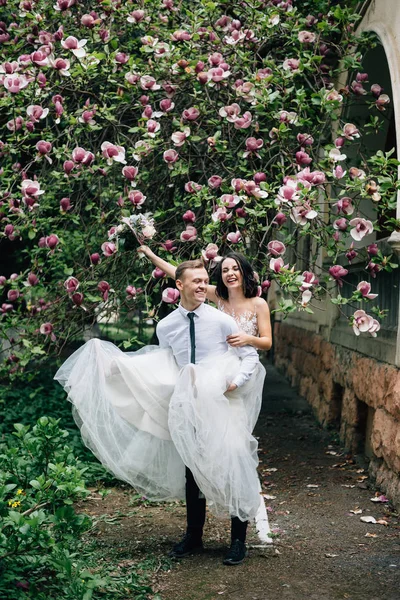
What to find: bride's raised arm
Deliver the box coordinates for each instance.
[138,245,218,303]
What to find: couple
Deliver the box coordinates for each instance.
[55,250,272,566]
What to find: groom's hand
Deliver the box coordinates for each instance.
[226,383,238,392]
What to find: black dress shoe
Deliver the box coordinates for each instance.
[223,539,247,565]
[169,533,204,558]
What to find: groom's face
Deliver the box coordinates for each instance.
[176,267,209,307]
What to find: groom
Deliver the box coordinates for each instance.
[156,259,260,566]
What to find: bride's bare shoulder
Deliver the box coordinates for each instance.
[254,296,270,312]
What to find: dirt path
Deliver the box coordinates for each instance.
[81,365,399,600]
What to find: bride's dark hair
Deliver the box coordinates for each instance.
[214,252,258,300]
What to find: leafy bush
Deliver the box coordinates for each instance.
[0,0,398,378]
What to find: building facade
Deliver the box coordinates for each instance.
[272,0,400,508]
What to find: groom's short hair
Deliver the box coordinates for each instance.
[175,260,205,281]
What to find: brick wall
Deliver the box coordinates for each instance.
[274,322,400,509]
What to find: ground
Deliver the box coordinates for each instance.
[78,365,400,600]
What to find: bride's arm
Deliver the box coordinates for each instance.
[138,245,218,302]
[138,245,177,279]
[227,298,272,351]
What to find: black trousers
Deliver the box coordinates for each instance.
[185,467,248,542]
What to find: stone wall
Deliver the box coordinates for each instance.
[274,322,400,509]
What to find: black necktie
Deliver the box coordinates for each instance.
[187,312,196,364]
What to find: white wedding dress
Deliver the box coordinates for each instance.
[54,307,272,541]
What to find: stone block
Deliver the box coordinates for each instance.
[384,366,400,419]
[369,458,400,513]
[371,408,400,473]
[320,341,335,370]
[303,353,323,378]
[318,371,335,402]
[352,357,386,408]
[310,334,322,356]
[341,389,359,427]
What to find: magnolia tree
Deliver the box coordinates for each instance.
[0,0,399,378]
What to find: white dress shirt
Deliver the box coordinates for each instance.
[156,302,259,388]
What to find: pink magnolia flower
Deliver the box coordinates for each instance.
[283,58,300,72]
[290,204,318,225]
[269,257,287,273]
[349,167,366,180]
[180,225,197,241]
[98,280,110,300]
[182,107,200,121]
[21,179,45,198]
[295,151,312,166]
[31,50,50,67]
[171,29,191,41]
[162,287,180,303]
[27,105,49,122]
[81,13,101,28]
[64,276,79,294]
[71,147,94,165]
[101,141,126,165]
[334,197,354,216]
[298,31,316,43]
[60,197,72,212]
[352,310,380,337]
[36,140,52,161]
[346,243,358,263]
[115,52,129,64]
[7,117,24,131]
[160,98,175,113]
[376,94,390,111]
[261,280,271,293]
[40,322,56,341]
[182,210,196,223]
[146,119,161,138]
[4,224,15,240]
[333,218,348,231]
[267,240,286,256]
[325,89,343,103]
[79,109,96,125]
[90,252,101,265]
[329,265,348,286]
[297,133,314,146]
[243,137,263,158]
[219,103,241,122]
[329,148,347,162]
[3,74,30,93]
[101,241,117,256]
[201,243,221,262]
[51,57,71,76]
[349,218,373,241]
[140,75,160,91]
[122,165,138,184]
[207,67,231,84]
[71,292,84,307]
[127,10,145,23]
[357,281,378,300]
[185,181,202,193]
[234,111,252,129]
[171,127,190,147]
[299,271,318,292]
[163,149,179,167]
[343,123,360,140]
[220,194,240,208]
[371,84,383,97]
[254,172,266,184]
[367,261,382,278]
[7,289,20,302]
[333,165,346,179]
[45,234,59,250]
[227,231,242,244]
[63,160,75,174]
[276,180,300,205]
[61,36,87,58]
[208,175,222,189]
[161,240,177,252]
[125,72,140,85]
[367,243,379,256]
[212,206,232,222]
[152,267,165,279]
[128,191,146,207]
[126,285,137,298]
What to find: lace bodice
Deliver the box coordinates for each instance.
[218,301,258,336]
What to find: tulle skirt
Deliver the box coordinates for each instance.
[54,338,266,521]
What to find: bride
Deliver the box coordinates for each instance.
[138,246,272,351]
[55,250,273,544]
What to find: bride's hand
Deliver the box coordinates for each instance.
[226,331,251,347]
[225,383,238,392]
[137,245,152,257]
